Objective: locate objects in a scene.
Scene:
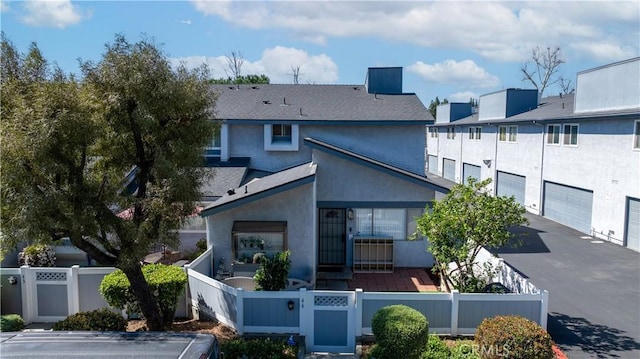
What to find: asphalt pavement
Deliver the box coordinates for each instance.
[491,214,640,359]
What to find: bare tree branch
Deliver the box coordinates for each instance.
[521,46,565,97]
[225,51,244,82]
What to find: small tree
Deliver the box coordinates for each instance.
[254,250,291,291]
[417,178,527,292]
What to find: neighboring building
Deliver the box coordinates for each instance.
[426,57,640,252]
[200,68,450,282]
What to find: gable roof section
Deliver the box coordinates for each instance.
[303,137,450,194]
[211,84,432,123]
[200,162,317,217]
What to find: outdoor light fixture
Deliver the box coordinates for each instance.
[347,208,354,220]
[287,300,295,311]
[7,276,17,285]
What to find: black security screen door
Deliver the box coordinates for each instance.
[318,208,346,266]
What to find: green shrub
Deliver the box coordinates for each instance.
[19,244,56,267]
[419,335,450,359]
[254,250,291,291]
[185,238,208,261]
[475,315,554,359]
[450,339,480,359]
[0,314,25,332]
[99,264,187,326]
[52,308,126,331]
[220,337,297,359]
[371,304,429,359]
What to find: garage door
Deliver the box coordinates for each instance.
[497,171,525,205]
[462,163,481,185]
[443,158,455,181]
[626,197,640,252]
[428,155,438,175]
[543,182,593,234]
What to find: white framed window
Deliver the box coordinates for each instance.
[447,127,456,139]
[429,127,438,138]
[563,124,579,146]
[207,126,222,149]
[264,124,299,151]
[499,125,517,142]
[508,125,518,142]
[353,208,425,240]
[547,124,561,144]
[468,127,481,140]
[635,121,640,149]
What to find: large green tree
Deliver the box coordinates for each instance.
[1,34,215,330]
[417,178,527,292]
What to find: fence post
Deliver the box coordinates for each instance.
[450,290,459,336]
[355,288,363,337]
[236,288,244,336]
[540,290,549,330]
[19,266,32,324]
[298,288,307,337]
[69,265,80,315]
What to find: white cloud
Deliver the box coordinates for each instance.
[0,0,9,13]
[448,91,479,103]
[178,20,192,25]
[21,0,89,28]
[170,46,339,84]
[408,60,500,88]
[190,1,639,63]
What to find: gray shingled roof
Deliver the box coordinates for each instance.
[434,93,639,126]
[199,167,248,198]
[210,84,431,122]
[201,162,317,216]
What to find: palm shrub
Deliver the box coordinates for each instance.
[254,250,291,291]
[370,304,429,359]
[52,308,126,331]
[18,244,56,267]
[100,264,187,327]
[0,314,25,332]
[475,315,554,359]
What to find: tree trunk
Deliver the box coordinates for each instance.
[120,263,165,331]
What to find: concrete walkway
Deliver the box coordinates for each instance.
[491,214,640,359]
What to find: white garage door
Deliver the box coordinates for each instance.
[428,155,438,175]
[497,171,525,205]
[443,158,456,181]
[626,197,640,252]
[462,163,481,185]
[543,181,593,234]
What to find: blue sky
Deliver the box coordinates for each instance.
[2,0,639,105]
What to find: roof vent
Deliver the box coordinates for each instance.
[227,189,235,195]
[263,100,271,105]
[353,86,359,90]
[282,97,288,106]
[228,86,234,90]
[252,86,259,89]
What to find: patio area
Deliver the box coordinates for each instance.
[348,267,439,292]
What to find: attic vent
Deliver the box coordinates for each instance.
[353,86,359,90]
[227,189,235,195]
[252,86,259,89]
[228,86,234,90]
[282,97,288,106]
[263,100,271,105]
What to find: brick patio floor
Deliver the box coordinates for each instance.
[347,267,439,292]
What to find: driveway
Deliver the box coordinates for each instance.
[491,214,640,359]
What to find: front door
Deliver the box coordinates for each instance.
[318,208,346,266]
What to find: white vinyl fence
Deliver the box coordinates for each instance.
[1,246,547,354]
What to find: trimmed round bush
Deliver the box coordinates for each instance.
[0,314,25,332]
[99,264,187,326]
[52,308,127,331]
[19,244,56,267]
[475,315,554,359]
[371,304,429,359]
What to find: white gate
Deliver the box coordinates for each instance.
[21,266,78,323]
[302,290,356,353]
